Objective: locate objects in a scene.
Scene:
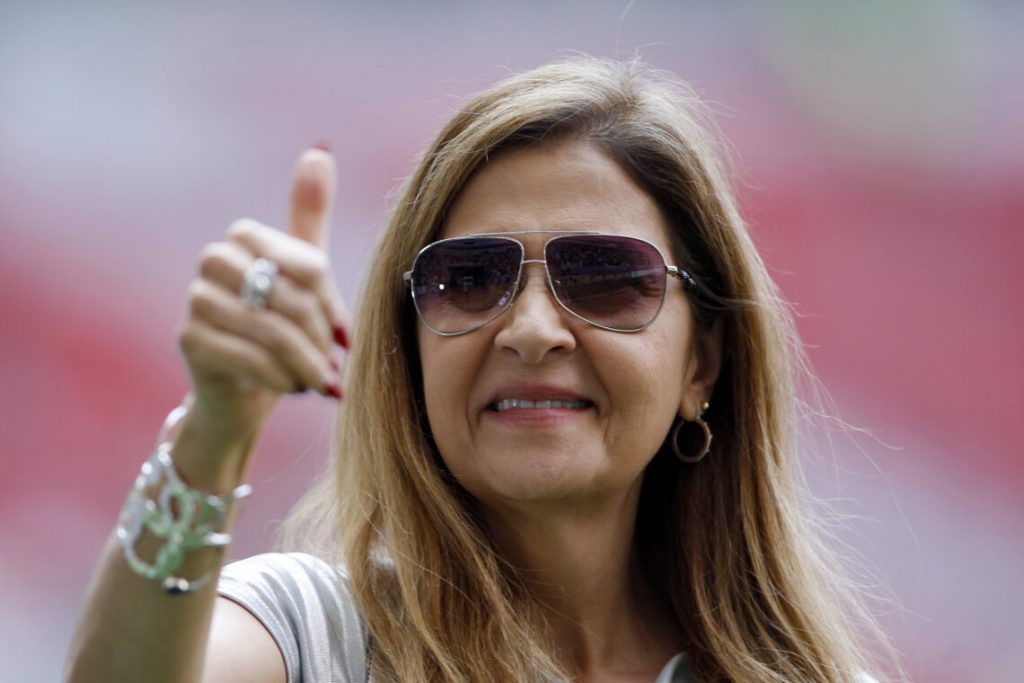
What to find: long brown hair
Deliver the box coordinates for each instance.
[282,56,897,682]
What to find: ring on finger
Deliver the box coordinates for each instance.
[240,258,279,310]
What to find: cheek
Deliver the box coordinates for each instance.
[418,334,446,434]
[653,300,699,382]
[603,314,693,418]
[620,351,684,422]
[594,348,683,474]
[418,332,482,458]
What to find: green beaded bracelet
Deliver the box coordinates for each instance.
[116,401,252,595]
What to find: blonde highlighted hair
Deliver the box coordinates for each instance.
[282,57,896,682]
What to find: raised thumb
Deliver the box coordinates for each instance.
[288,145,336,248]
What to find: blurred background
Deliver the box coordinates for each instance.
[1,1,1021,680]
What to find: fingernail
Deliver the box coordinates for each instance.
[324,382,343,400]
[312,140,332,153]
[329,358,339,373]
[333,324,349,349]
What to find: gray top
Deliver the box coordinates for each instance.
[218,552,694,683]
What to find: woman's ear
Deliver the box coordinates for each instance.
[680,316,723,419]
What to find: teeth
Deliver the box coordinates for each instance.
[493,398,590,411]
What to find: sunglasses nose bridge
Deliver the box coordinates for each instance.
[516,257,557,299]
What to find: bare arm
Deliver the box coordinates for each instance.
[65,410,282,683]
[205,598,288,682]
[67,543,287,683]
[65,148,347,683]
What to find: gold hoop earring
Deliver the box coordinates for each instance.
[672,401,712,463]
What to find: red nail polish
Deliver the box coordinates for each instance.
[333,325,349,349]
[324,382,343,400]
[313,140,332,153]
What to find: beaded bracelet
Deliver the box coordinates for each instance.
[116,400,252,595]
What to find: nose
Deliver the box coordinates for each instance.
[494,263,576,363]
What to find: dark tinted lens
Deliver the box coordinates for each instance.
[410,238,522,334]
[546,235,666,331]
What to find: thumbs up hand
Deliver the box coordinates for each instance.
[172,147,351,488]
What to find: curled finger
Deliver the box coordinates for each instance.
[179,317,302,395]
[187,278,340,397]
[226,219,348,345]
[198,241,334,355]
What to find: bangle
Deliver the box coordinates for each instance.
[116,398,253,595]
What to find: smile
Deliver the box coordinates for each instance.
[491,398,593,411]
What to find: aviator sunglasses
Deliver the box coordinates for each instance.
[404,230,698,336]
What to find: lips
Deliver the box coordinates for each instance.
[486,385,595,412]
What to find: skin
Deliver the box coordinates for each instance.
[418,141,722,680]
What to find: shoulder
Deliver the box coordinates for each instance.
[218,552,367,683]
[219,552,357,635]
[219,551,348,596]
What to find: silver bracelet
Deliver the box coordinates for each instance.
[116,399,253,595]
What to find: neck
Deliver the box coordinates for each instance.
[481,485,681,681]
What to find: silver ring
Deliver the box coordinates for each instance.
[240,258,279,309]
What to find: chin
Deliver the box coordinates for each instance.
[462,464,620,511]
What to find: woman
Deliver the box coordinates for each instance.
[67,57,892,682]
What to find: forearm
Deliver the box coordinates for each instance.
[65,533,225,682]
[65,410,254,683]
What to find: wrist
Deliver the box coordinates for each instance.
[169,394,264,495]
[117,400,253,595]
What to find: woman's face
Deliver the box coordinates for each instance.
[417,141,719,513]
